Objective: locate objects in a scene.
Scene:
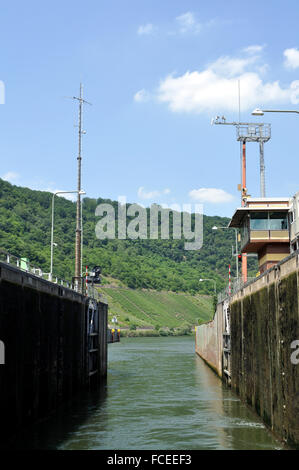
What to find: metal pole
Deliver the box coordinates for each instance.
[75,84,83,290]
[261,109,299,114]
[199,278,216,294]
[81,198,83,279]
[50,192,55,281]
[72,84,91,291]
[50,189,81,283]
[235,228,239,281]
[259,140,265,197]
[86,265,88,296]
[242,141,248,283]
[240,141,242,205]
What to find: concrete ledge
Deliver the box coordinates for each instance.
[231,249,299,303]
[0,261,84,302]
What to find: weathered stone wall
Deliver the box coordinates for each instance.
[230,268,299,448]
[0,262,107,446]
[195,301,224,377]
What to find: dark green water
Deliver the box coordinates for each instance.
[14,336,282,450]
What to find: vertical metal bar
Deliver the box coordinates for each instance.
[242,141,248,283]
[75,84,83,290]
[50,192,55,281]
[81,198,83,280]
[235,228,239,281]
[259,140,266,197]
[86,265,88,296]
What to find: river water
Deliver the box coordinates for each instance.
[14,336,282,450]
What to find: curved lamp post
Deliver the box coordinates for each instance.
[212,225,239,280]
[199,278,216,295]
[252,108,299,116]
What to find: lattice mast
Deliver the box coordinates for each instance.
[212,117,271,198]
[212,117,271,283]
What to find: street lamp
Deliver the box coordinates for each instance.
[199,278,216,295]
[50,189,86,281]
[252,108,299,116]
[212,225,239,280]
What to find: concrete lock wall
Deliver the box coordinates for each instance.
[230,265,299,448]
[196,252,299,448]
[0,262,107,446]
[195,301,225,377]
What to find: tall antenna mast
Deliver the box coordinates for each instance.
[72,83,92,291]
[238,80,241,123]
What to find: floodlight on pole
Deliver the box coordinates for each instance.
[212,116,270,199]
[212,115,271,284]
[212,225,239,280]
[252,108,299,116]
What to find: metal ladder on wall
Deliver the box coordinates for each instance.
[87,299,99,382]
[223,300,231,384]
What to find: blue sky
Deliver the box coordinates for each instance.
[1,0,299,216]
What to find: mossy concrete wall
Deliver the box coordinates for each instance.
[196,252,299,448]
[230,260,299,448]
[0,262,107,446]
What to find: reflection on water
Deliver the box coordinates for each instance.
[11,336,282,450]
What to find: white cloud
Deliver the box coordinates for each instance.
[284,48,299,69]
[176,12,201,34]
[157,51,299,113]
[243,45,265,55]
[134,89,150,103]
[209,55,258,76]
[2,171,19,183]
[137,23,154,35]
[138,186,171,200]
[138,187,160,199]
[189,188,234,203]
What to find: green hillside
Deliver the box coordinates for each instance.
[100,286,213,334]
[0,178,258,294]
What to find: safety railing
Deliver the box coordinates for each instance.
[217,276,256,303]
[0,248,104,302]
[86,283,108,304]
[0,249,73,287]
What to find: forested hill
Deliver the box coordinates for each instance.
[0,178,256,294]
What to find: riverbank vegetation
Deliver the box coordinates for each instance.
[102,286,213,332]
[0,178,258,295]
